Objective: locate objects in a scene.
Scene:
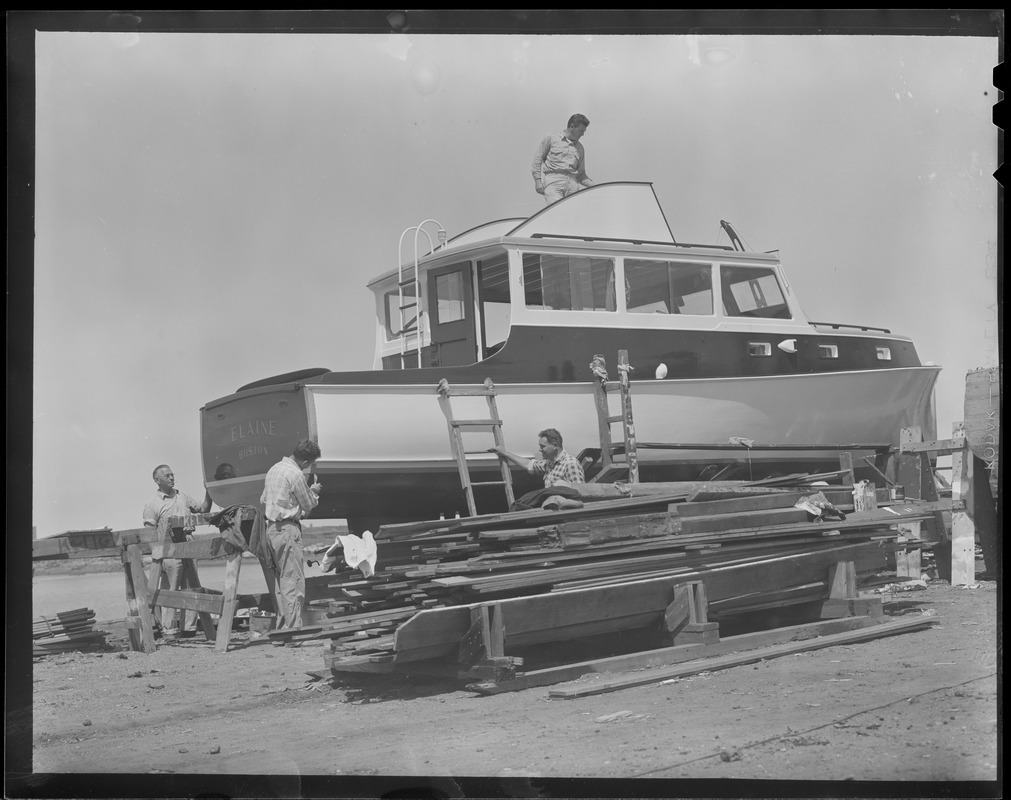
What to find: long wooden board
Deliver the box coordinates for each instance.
[547,615,938,698]
[468,615,883,694]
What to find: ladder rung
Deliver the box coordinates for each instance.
[399,302,417,311]
[607,415,624,424]
[470,480,508,487]
[398,279,417,287]
[452,419,502,427]
[441,388,498,397]
[463,450,498,455]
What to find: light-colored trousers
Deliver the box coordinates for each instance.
[154,557,199,632]
[543,173,581,204]
[267,520,305,629]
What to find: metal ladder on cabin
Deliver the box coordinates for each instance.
[437,378,516,516]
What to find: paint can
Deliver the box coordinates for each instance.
[889,485,905,502]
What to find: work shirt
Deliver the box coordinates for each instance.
[260,456,319,524]
[527,449,586,488]
[142,489,205,558]
[531,132,592,187]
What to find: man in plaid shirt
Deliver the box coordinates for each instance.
[260,438,322,629]
[492,427,585,488]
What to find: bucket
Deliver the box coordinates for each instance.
[248,612,277,638]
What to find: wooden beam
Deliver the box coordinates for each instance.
[468,616,884,695]
[547,616,938,698]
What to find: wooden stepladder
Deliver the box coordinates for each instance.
[589,350,639,483]
[120,510,256,653]
[437,378,516,517]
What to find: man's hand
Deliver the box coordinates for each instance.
[310,481,323,494]
[534,181,545,195]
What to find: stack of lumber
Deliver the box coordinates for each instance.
[33,608,109,655]
[268,480,941,670]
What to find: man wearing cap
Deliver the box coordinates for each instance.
[531,113,595,203]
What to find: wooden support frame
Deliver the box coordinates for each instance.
[819,559,883,619]
[659,580,719,646]
[122,511,257,653]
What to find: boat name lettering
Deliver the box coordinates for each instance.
[231,419,278,441]
[238,445,269,461]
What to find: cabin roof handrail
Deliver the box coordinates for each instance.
[528,232,736,250]
[810,321,892,334]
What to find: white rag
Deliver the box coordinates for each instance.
[321,531,377,578]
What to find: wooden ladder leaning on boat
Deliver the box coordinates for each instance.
[437,378,517,517]
[589,349,641,484]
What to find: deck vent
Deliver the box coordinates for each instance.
[875,346,892,361]
[818,344,839,359]
[748,341,772,357]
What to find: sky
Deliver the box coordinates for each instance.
[24,15,1000,538]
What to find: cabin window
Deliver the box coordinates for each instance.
[477,253,511,357]
[384,284,418,339]
[748,341,772,357]
[720,266,791,319]
[625,260,713,315]
[522,253,616,311]
[434,271,466,323]
[818,344,840,359]
[875,346,892,361]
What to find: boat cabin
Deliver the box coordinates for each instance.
[369,182,809,373]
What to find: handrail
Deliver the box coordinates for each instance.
[809,321,892,334]
[396,219,446,368]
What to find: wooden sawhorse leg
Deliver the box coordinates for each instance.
[123,541,157,653]
[214,550,243,653]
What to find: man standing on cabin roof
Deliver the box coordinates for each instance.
[491,428,585,510]
[260,438,322,630]
[531,113,594,204]
[142,465,212,638]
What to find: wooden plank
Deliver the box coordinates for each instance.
[547,616,938,698]
[469,616,883,694]
[674,507,812,534]
[398,542,875,653]
[147,589,224,615]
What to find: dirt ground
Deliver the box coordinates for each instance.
[21,563,1000,798]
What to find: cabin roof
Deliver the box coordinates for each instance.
[370,182,771,288]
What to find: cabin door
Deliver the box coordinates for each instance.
[424,261,477,367]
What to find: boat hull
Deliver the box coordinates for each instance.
[203,366,939,530]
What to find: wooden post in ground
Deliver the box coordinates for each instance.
[895,521,923,579]
[949,422,976,585]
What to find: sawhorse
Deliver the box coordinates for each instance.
[119,509,258,653]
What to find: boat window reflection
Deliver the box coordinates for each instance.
[477,254,511,358]
[522,253,616,311]
[626,260,713,315]
[720,266,792,319]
